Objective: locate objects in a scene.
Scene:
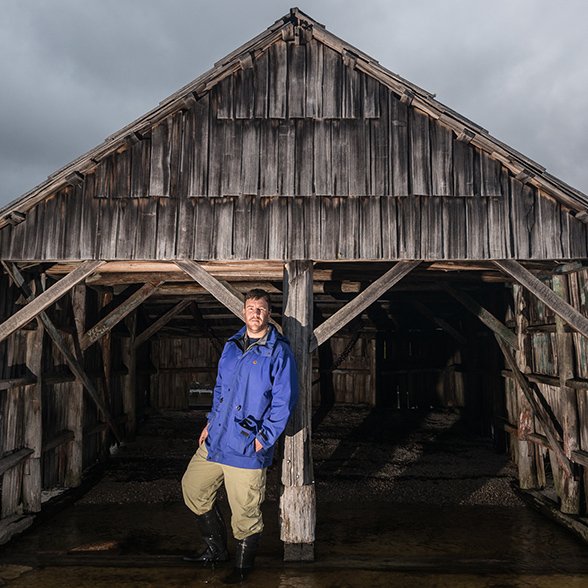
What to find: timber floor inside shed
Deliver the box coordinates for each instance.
[1,407,588,587]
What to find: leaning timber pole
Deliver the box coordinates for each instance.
[280,260,315,561]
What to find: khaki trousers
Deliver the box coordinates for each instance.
[181,444,267,540]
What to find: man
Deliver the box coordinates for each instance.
[182,289,298,584]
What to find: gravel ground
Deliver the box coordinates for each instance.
[78,405,523,508]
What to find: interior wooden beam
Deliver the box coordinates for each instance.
[174,259,245,320]
[0,448,34,477]
[2,264,123,443]
[494,259,588,339]
[311,261,420,351]
[495,335,573,477]
[0,260,104,343]
[442,283,519,350]
[134,298,193,348]
[81,280,164,350]
[409,299,467,345]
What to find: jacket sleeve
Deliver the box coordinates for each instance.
[257,345,299,449]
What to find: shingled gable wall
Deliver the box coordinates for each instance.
[1,14,587,262]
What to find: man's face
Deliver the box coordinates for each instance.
[244,297,270,337]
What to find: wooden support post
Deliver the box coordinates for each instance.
[22,316,43,512]
[311,261,420,351]
[494,259,588,339]
[80,280,163,350]
[552,274,581,514]
[122,310,138,439]
[0,261,103,343]
[3,264,123,443]
[281,260,315,562]
[65,284,85,486]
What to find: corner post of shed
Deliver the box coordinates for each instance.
[280,260,316,561]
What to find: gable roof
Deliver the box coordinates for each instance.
[1,7,587,229]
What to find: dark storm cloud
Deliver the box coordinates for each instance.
[1,0,587,206]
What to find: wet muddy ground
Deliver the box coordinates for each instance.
[1,406,587,587]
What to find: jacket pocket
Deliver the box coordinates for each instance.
[227,416,257,456]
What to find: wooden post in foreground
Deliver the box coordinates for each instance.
[280,260,315,561]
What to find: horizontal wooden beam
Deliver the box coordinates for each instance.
[0,375,37,390]
[501,369,559,388]
[443,283,518,350]
[0,261,104,343]
[0,448,34,476]
[311,261,420,351]
[0,513,34,546]
[494,259,588,340]
[81,281,163,350]
[42,430,75,454]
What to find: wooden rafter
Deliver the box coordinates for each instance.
[311,261,420,351]
[494,259,588,339]
[409,299,467,345]
[442,283,519,350]
[134,298,193,348]
[0,260,104,343]
[81,280,164,350]
[2,263,122,443]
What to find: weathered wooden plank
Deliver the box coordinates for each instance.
[241,119,260,195]
[0,261,104,343]
[370,92,389,196]
[362,73,380,119]
[281,261,315,560]
[330,122,349,196]
[221,121,243,196]
[269,41,288,119]
[306,196,321,259]
[260,120,279,195]
[320,197,339,259]
[81,281,163,350]
[337,197,359,258]
[0,448,33,477]
[480,151,501,197]
[313,121,332,196]
[130,136,150,198]
[360,196,382,259]
[213,198,235,259]
[487,170,511,258]
[295,120,314,196]
[539,196,563,259]
[305,39,323,118]
[465,197,489,259]
[234,65,254,119]
[349,120,369,196]
[114,200,139,259]
[253,49,269,118]
[342,63,360,119]
[156,198,179,260]
[389,96,409,196]
[233,195,253,260]
[168,111,185,197]
[397,196,421,259]
[380,196,398,259]
[132,198,158,259]
[189,95,210,197]
[268,197,288,259]
[175,259,244,320]
[176,198,195,259]
[207,115,225,196]
[421,197,443,259]
[441,197,466,259]
[289,197,306,260]
[311,261,420,350]
[409,109,431,196]
[322,46,342,119]
[288,43,306,118]
[453,138,475,197]
[193,197,214,260]
[213,75,233,119]
[430,123,453,196]
[149,117,171,197]
[278,120,295,196]
[443,283,519,350]
[495,259,588,340]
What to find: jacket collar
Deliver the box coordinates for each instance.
[229,324,279,351]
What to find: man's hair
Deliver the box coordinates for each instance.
[244,288,271,310]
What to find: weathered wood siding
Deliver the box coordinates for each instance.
[1,38,586,261]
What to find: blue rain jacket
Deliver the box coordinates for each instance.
[205,325,298,469]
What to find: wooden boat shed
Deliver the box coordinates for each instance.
[1,8,588,558]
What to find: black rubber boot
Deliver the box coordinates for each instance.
[223,532,261,584]
[184,503,229,565]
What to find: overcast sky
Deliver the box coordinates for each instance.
[1,0,587,207]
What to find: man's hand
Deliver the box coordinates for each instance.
[254,438,264,452]
[199,425,209,446]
